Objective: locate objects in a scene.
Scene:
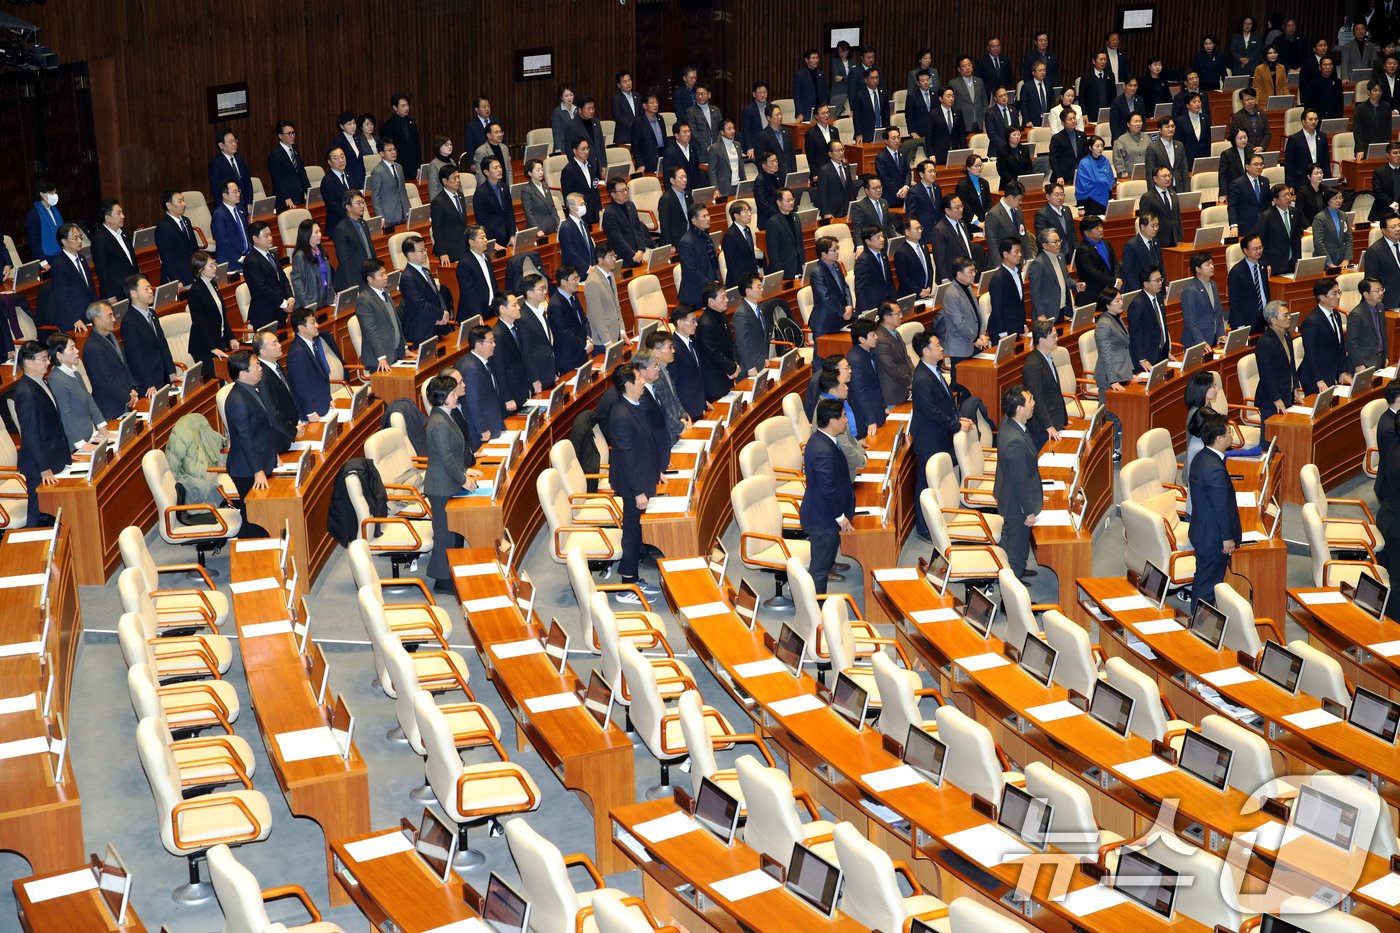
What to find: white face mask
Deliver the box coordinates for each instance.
[572,205,587,218]
[44,193,58,207]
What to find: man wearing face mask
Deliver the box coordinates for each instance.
[559,193,597,277]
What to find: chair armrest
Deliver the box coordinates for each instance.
[553,525,619,560]
[597,582,652,611]
[721,732,776,767]
[574,896,663,933]
[159,692,234,733]
[260,885,322,924]
[1326,496,1377,524]
[456,763,539,817]
[171,794,264,849]
[903,909,950,933]
[171,738,253,788]
[152,637,222,677]
[155,562,218,590]
[771,465,804,479]
[813,591,864,620]
[163,504,229,540]
[1090,644,1107,668]
[413,650,474,697]
[562,852,607,890]
[946,543,1007,569]
[659,711,686,755]
[1254,618,1285,645]
[568,493,624,524]
[361,515,423,551]
[942,507,996,541]
[739,531,792,570]
[384,483,430,518]
[151,588,219,629]
[792,788,823,820]
[380,577,436,603]
[891,859,924,895]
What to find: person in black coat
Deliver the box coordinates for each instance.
[473,156,517,248]
[243,222,294,330]
[763,188,805,280]
[993,384,1044,580]
[456,225,499,321]
[119,275,177,396]
[457,324,506,443]
[430,167,469,263]
[187,251,237,369]
[331,193,375,293]
[910,329,972,538]
[986,237,1027,339]
[91,201,139,300]
[516,274,560,390]
[676,203,719,307]
[224,351,279,525]
[853,224,894,311]
[1227,156,1271,236]
[81,301,137,420]
[903,160,943,244]
[926,87,967,164]
[1022,320,1069,451]
[631,95,669,172]
[267,121,312,212]
[286,308,342,420]
[1187,411,1242,614]
[47,225,97,331]
[1375,381,1400,596]
[488,293,533,412]
[1126,269,1171,372]
[931,196,984,281]
[657,167,693,247]
[694,283,741,401]
[602,178,654,268]
[1255,300,1302,429]
[380,95,422,182]
[1074,216,1120,297]
[1048,113,1089,185]
[252,331,300,451]
[154,193,200,287]
[893,217,936,298]
[1228,234,1273,333]
[399,235,449,345]
[548,266,593,375]
[721,201,762,286]
[846,321,886,438]
[560,138,603,226]
[1119,213,1163,292]
[801,398,857,593]
[809,236,853,337]
[814,143,861,220]
[608,363,664,594]
[1257,185,1305,275]
[667,306,707,419]
[208,129,255,214]
[1298,277,1350,392]
[12,341,71,526]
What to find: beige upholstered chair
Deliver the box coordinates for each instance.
[732,475,810,608]
[506,818,628,933]
[539,467,621,563]
[118,525,229,625]
[142,449,242,566]
[677,689,772,814]
[346,472,432,576]
[735,754,838,863]
[209,843,343,933]
[834,821,947,931]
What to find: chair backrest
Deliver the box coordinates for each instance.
[116,613,159,672]
[1139,834,1243,930]
[619,641,668,757]
[952,429,987,480]
[1042,609,1097,698]
[795,286,814,327]
[356,585,396,690]
[1050,345,1079,396]
[678,689,718,780]
[117,566,160,631]
[387,231,413,270]
[345,473,374,535]
[896,321,922,363]
[537,468,573,538]
[415,692,466,817]
[738,441,775,482]
[833,821,909,931]
[135,716,182,851]
[1200,714,1277,798]
[125,662,167,725]
[1362,400,1386,465]
[731,475,783,543]
[141,448,179,514]
[787,557,823,647]
[998,568,1041,648]
[927,452,960,510]
[565,547,602,646]
[872,650,921,744]
[160,311,196,369]
[1104,657,1168,741]
[215,382,235,432]
[820,588,864,683]
[1277,896,1379,933]
[736,754,806,862]
[1135,427,1178,487]
[549,439,588,496]
[1300,504,1332,586]
[346,539,381,590]
[948,897,1030,932]
[782,392,811,438]
[1120,500,1172,577]
[921,490,957,564]
[209,843,272,933]
[934,704,1005,802]
[1077,329,1098,375]
[347,316,365,364]
[591,591,625,702]
[755,416,802,474]
[1213,582,1263,655]
[1290,639,1350,706]
[591,891,655,933]
[118,526,160,593]
[277,208,311,254]
[815,223,854,268]
[365,427,420,488]
[1023,761,1100,856]
[506,818,583,933]
[385,640,428,753]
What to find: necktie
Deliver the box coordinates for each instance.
[1161,189,1170,212]
[958,222,971,256]
[743,226,753,251]
[1281,209,1290,237]
[1000,105,1008,124]
[1254,178,1262,202]
[228,156,237,176]
[1253,263,1266,306]
[313,337,328,374]
[74,255,87,285]
[233,207,248,251]
[874,201,883,225]
[1038,83,1046,111]
[452,193,463,217]
[872,90,882,126]
[182,218,195,245]
[538,310,551,343]
[357,221,371,256]
[1152,296,1166,344]
[923,91,931,110]
[1330,311,1341,345]
[1070,133,1077,158]
[915,244,928,280]
[946,109,953,131]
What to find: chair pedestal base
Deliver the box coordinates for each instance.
[762,595,795,611]
[172,881,215,905]
[386,725,408,743]
[409,782,437,804]
[643,782,672,800]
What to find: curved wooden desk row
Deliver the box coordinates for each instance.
[656,558,1210,932]
[226,542,369,908]
[876,569,1400,928]
[1288,588,1400,702]
[14,860,147,932]
[0,525,82,876]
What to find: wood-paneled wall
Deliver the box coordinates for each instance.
[18,0,1336,231]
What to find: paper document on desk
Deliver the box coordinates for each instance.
[1133,618,1184,635]
[873,567,919,582]
[344,830,414,863]
[240,620,293,639]
[0,641,42,659]
[1026,700,1085,722]
[463,595,513,613]
[955,652,1011,672]
[866,450,891,460]
[423,921,491,933]
[886,412,912,422]
[862,765,925,791]
[0,693,37,716]
[912,608,960,623]
[453,562,500,577]
[390,359,417,368]
[1038,452,1078,468]
[233,537,283,553]
[1282,708,1343,730]
[1297,590,1347,605]
[492,639,545,661]
[1235,491,1258,507]
[289,440,316,451]
[1114,755,1175,781]
[661,557,708,572]
[1054,883,1129,917]
[1380,367,1399,380]
[855,473,884,483]
[1103,594,1154,612]
[1034,510,1073,526]
[0,735,51,761]
[54,463,91,479]
[1286,404,1314,415]
[672,439,707,454]
[681,601,729,620]
[1368,640,1400,657]
[769,694,825,717]
[275,727,342,762]
[524,692,581,714]
[1201,666,1257,687]
[1357,873,1400,906]
[1241,531,1267,543]
[973,351,996,360]
[0,573,47,591]
[1332,384,1354,398]
[734,658,788,678]
[1059,430,1085,439]
[634,811,700,843]
[945,823,1032,867]
[229,577,279,595]
[22,868,97,904]
[712,869,782,901]
[645,496,690,514]
[694,419,719,429]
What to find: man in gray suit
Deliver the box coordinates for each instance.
[1348,276,1390,371]
[423,373,481,592]
[685,84,724,153]
[982,180,1034,268]
[45,333,105,449]
[644,329,691,444]
[1144,116,1188,191]
[355,259,405,371]
[873,300,914,407]
[585,247,625,344]
[994,384,1044,580]
[332,192,375,292]
[950,56,988,133]
[847,175,900,240]
[1180,252,1225,348]
[938,256,990,378]
[1027,227,1081,323]
[706,121,749,198]
[366,139,411,231]
[730,273,773,376]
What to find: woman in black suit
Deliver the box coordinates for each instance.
[1217,127,1252,195]
[1138,59,1171,112]
[993,129,1032,192]
[187,251,238,369]
[955,152,994,230]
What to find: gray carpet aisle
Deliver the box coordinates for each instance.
[0,466,1340,931]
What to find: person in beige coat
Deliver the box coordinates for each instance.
[584,246,625,344]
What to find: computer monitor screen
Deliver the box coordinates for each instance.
[582,670,614,728]
[785,842,843,918]
[1292,783,1361,851]
[1138,561,1168,608]
[831,671,869,727]
[1113,847,1179,919]
[965,587,997,638]
[1189,600,1228,650]
[903,726,947,786]
[1354,571,1389,621]
[1019,633,1057,686]
[481,872,530,933]
[693,776,742,844]
[1088,681,1135,737]
[1348,686,1400,745]
[1258,641,1304,695]
[997,783,1053,850]
[1177,730,1233,791]
[414,808,457,882]
[1257,918,1311,933]
[774,623,806,677]
[544,617,569,673]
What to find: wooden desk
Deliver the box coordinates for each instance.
[0,526,83,875]
[229,545,369,907]
[1343,158,1386,193]
[14,864,146,932]
[1104,346,1247,454]
[957,315,1095,424]
[1288,588,1400,701]
[331,827,475,933]
[244,396,384,587]
[368,330,474,407]
[40,379,219,585]
[1266,378,1386,505]
[449,548,636,874]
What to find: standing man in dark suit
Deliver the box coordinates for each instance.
[602,178,653,269]
[976,38,1014,100]
[850,68,891,143]
[1227,153,1271,237]
[1256,300,1302,430]
[1364,214,1400,311]
[927,87,967,165]
[1299,277,1351,392]
[210,180,251,273]
[1347,277,1390,371]
[657,165,693,248]
[905,73,937,144]
[911,330,974,539]
[320,147,352,238]
[1074,216,1120,297]
[252,331,299,449]
[695,282,742,401]
[757,105,796,179]
[558,193,596,278]
[1022,32,1061,86]
[1109,77,1145,140]
[995,385,1044,580]
[894,217,935,299]
[611,71,641,146]
[1228,234,1273,333]
[1372,144,1400,222]
[1022,321,1068,450]
[456,325,505,443]
[875,128,911,208]
[12,340,70,526]
[801,398,857,593]
[456,225,499,321]
[809,236,853,337]
[1282,110,1330,190]
[1139,167,1184,247]
[48,224,97,331]
[399,236,449,345]
[931,195,982,282]
[224,350,278,520]
[1127,267,1171,372]
[92,200,138,300]
[242,222,294,330]
[1019,60,1054,129]
[983,86,1017,159]
[424,374,480,592]
[1376,381,1400,594]
[667,306,706,419]
[846,321,886,438]
[631,94,668,172]
[267,121,311,212]
[848,175,900,240]
[1048,110,1089,185]
[517,274,560,391]
[763,188,805,281]
[430,167,468,264]
[154,191,199,286]
[730,274,773,376]
[332,192,375,293]
[548,265,593,376]
[902,160,942,245]
[1180,252,1225,349]
[987,237,1027,340]
[1119,213,1163,292]
[463,98,493,170]
[793,50,828,122]
[80,301,137,420]
[1177,94,1213,169]
[804,105,841,177]
[561,137,603,225]
[663,122,707,186]
[380,94,422,181]
[472,156,517,249]
[286,308,343,420]
[676,203,719,307]
[489,292,534,413]
[1187,411,1242,613]
[815,141,860,221]
[208,129,254,214]
[1079,53,1116,121]
[721,201,762,286]
[854,224,894,311]
[609,363,665,597]
[1257,184,1305,276]
[120,275,178,396]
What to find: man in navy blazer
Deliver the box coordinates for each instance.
[243,222,294,330]
[903,161,943,245]
[676,204,719,308]
[208,130,255,214]
[667,306,706,419]
[209,181,250,273]
[12,341,71,525]
[81,302,137,420]
[721,202,762,286]
[910,329,972,538]
[1299,277,1351,392]
[1227,155,1270,237]
[285,308,343,420]
[926,87,967,165]
[854,225,894,311]
[456,325,506,443]
[267,121,311,212]
[320,150,351,238]
[1177,94,1213,169]
[663,123,707,185]
[850,69,892,143]
[473,156,516,249]
[801,398,857,593]
[608,363,665,593]
[488,294,533,411]
[1282,111,1330,190]
[548,266,593,375]
[1227,234,1273,333]
[154,191,199,286]
[1257,186,1305,275]
[1187,412,1242,613]
[399,236,448,346]
[47,225,97,331]
[874,129,912,208]
[557,195,597,276]
[91,201,139,301]
[631,95,668,172]
[846,321,886,438]
[456,225,498,321]
[1119,213,1163,292]
[1126,268,1171,371]
[120,275,177,396]
[810,236,854,337]
[987,237,1027,339]
[224,350,279,508]
[894,217,936,298]
[905,75,937,141]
